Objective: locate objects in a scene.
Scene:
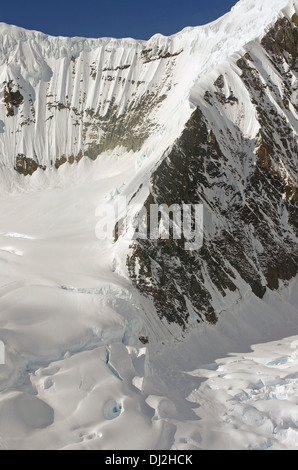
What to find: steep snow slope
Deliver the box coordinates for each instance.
[0,0,295,176]
[0,0,297,451]
[127,0,298,335]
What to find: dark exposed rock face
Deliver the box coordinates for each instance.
[3,81,24,117]
[127,107,298,328]
[127,17,298,331]
[261,16,298,67]
[54,151,83,169]
[141,48,183,64]
[83,93,167,160]
[15,154,45,176]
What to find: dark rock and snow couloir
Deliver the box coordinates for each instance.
[0,0,297,450]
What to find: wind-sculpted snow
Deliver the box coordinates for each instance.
[0,0,296,177]
[0,20,186,173]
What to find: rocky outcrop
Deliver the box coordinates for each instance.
[261,15,298,67]
[3,80,24,117]
[15,154,45,176]
[127,16,298,331]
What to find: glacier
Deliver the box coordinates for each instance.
[0,0,297,450]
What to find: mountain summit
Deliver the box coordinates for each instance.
[0,0,296,173]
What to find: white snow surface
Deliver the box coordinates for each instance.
[0,149,296,451]
[0,0,297,450]
[0,0,296,173]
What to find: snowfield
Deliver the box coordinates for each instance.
[0,148,297,451]
[0,0,297,451]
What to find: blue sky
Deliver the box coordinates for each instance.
[0,0,237,39]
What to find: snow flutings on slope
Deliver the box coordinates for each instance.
[0,0,296,175]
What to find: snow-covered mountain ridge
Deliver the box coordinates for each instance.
[0,0,296,176]
[126,0,297,333]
